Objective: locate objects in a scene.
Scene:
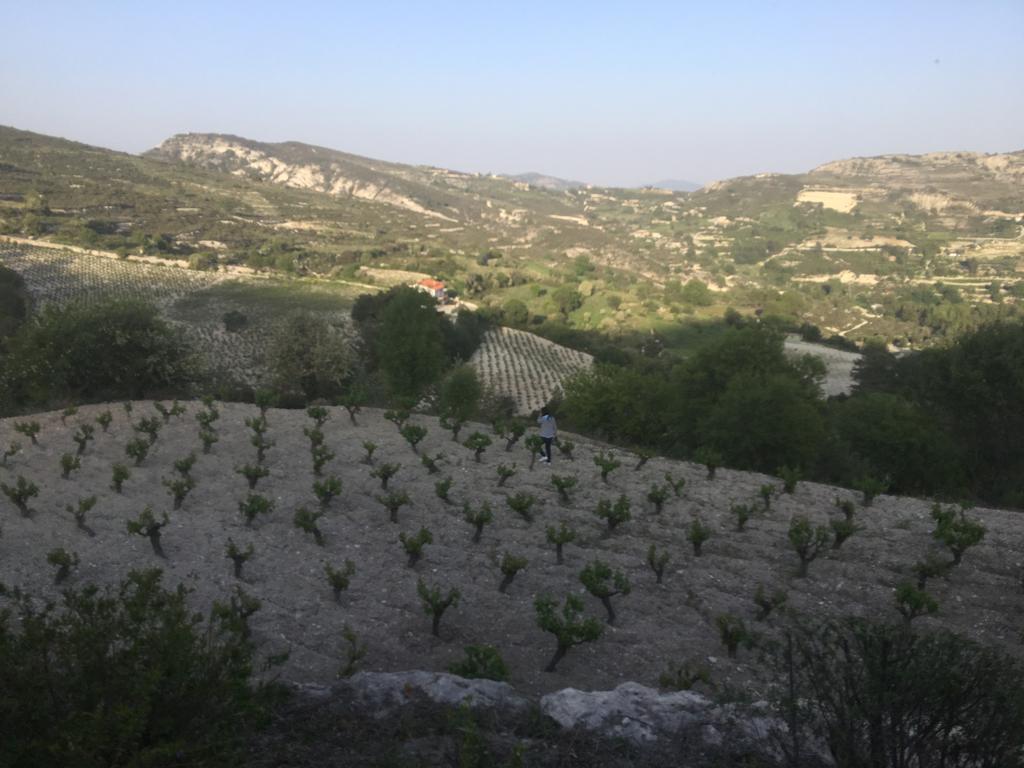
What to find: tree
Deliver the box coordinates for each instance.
[551,285,582,319]
[501,298,529,326]
[580,560,631,625]
[437,364,482,427]
[0,569,271,767]
[376,287,445,399]
[266,312,352,401]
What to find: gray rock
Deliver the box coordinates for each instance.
[339,670,531,718]
[541,682,712,745]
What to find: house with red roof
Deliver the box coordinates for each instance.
[416,278,446,301]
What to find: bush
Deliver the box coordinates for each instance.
[60,452,80,479]
[694,446,722,479]
[222,309,248,332]
[664,472,685,496]
[830,517,860,550]
[438,364,482,428]
[788,515,830,577]
[646,483,669,513]
[931,503,985,566]
[67,496,97,536]
[594,494,631,533]
[399,527,433,567]
[592,450,621,482]
[778,465,801,493]
[895,581,939,624]
[715,614,750,658]
[400,424,428,453]
[579,560,631,625]
[1,300,195,412]
[294,507,326,546]
[495,463,517,487]
[759,483,775,510]
[550,473,577,503]
[162,474,195,510]
[126,506,169,557]
[498,552,528,593]
[325,560,356,602]
[464,501,493,543]
[378,490,411,523]
[535,594,603,672]
[658,660,711,691]
[13,420,40,444]
[72,424,94,455]
[226,538,254,578]
[687,517,711,555]
[46,547,79,584]
[239,493,274,527]
[110,463,131,493]
[449,645,508,682]
[463,432,491,462]
[313,475,342,508]
[0,569,270,767]
[732,503,755,532]
[435,476,453,503]
[371,462,400,489]
[754,584,787,621]
[776,616,1024,767]
[545,522,576,564]
[417,578,460,637]
[646,544,670,584]
[506,491,536,523]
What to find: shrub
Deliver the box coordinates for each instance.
[759,483,775,510]
[250,433,274,463]
[162,474,195,510]
[421,452,443,474]
[646,483,669,513]
[325,560,356,602]
[550,473,577,503]
[303,426,325,448]
[339,625,367,678]
[371,462,400,489]
[687,517,712,556]
[126,506,169,557]
[438,364,482,435]
[498,552,528,593]
[535,594,603,672]
[595,494,631,533]
[237,463,269,490]
[778,465,801,494]
[776,616,1024,767]
[694,446,723,479]
[664,472,686,496]
[306,405,330,427]
[60,452,81,479]
[546,522,576,564]
[834,497,856,520]
[361,440,377,464]
[14,420,40,444]
[174,452,197,477]
[1,441,20,466]
[400,527,433,567]
[211,586,261,640]
[134,415,161,445]
[311,443,334,475]
[435,476,453,503]
[125,437,150,467]
[715,614,750,658]
[580,559,631,625]
[95,409,113,432]
[913,551,952,590]
[378,490,411,523]
[754,584,787,621]
[384,408,410,430]
[854,474,889,506]
[464,432,492,462]
[67,496,97,537]
[895,581,939,624]
[448,645,508,682]
[266,312,351,400]
[495,463,517,487]
[1,475,38,516]
[339,386,364,424]
[313,475,342,508]
[294,507,326,546]
[556,439,575,461]
[0,569,268,767]
[931,503,985,566]
[199,427,219,454]
[789,515,830,577]
[46,547,79,584]
[238,493,274,527]
[464,501,493,543]
[225,538,254,578]
[658,660,712,691]
[63,405,80,425]
[497,421,526,451]
[633,448,654,470]
[440,415,465,442]
[72,424,95,455]
[593,450,621,482]
[830,517,861,549]
[246,414,267,435]
[110,463,131,492]
[223,309,248,332]
[400,424,428,453]
[506,491,536,523]
[646,544,670,584]
[525,434,544,469]
[417,578,460,637]
[254,389,276,416]
[732,503,755,532]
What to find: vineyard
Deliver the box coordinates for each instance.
[0,241,363,388]
[1,401,1021,700]
[470,326,594,414]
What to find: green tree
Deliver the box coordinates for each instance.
[266,311,351,401]
[377,287,445,398]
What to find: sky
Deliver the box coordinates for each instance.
[1,0,1022,186]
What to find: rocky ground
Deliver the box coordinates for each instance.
[1,401,1022,704]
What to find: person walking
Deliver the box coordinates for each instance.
[537,406,557,464]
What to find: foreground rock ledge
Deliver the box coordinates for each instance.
[282,670,832,766]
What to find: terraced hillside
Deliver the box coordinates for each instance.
[1,402,1020,699]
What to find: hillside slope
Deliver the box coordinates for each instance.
[1,402,1020,698]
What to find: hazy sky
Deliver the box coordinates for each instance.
[2,1,1022,186]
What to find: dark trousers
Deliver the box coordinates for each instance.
[542,437,553,462]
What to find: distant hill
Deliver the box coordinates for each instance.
[646,178,702,192]
[505,172,586,190]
